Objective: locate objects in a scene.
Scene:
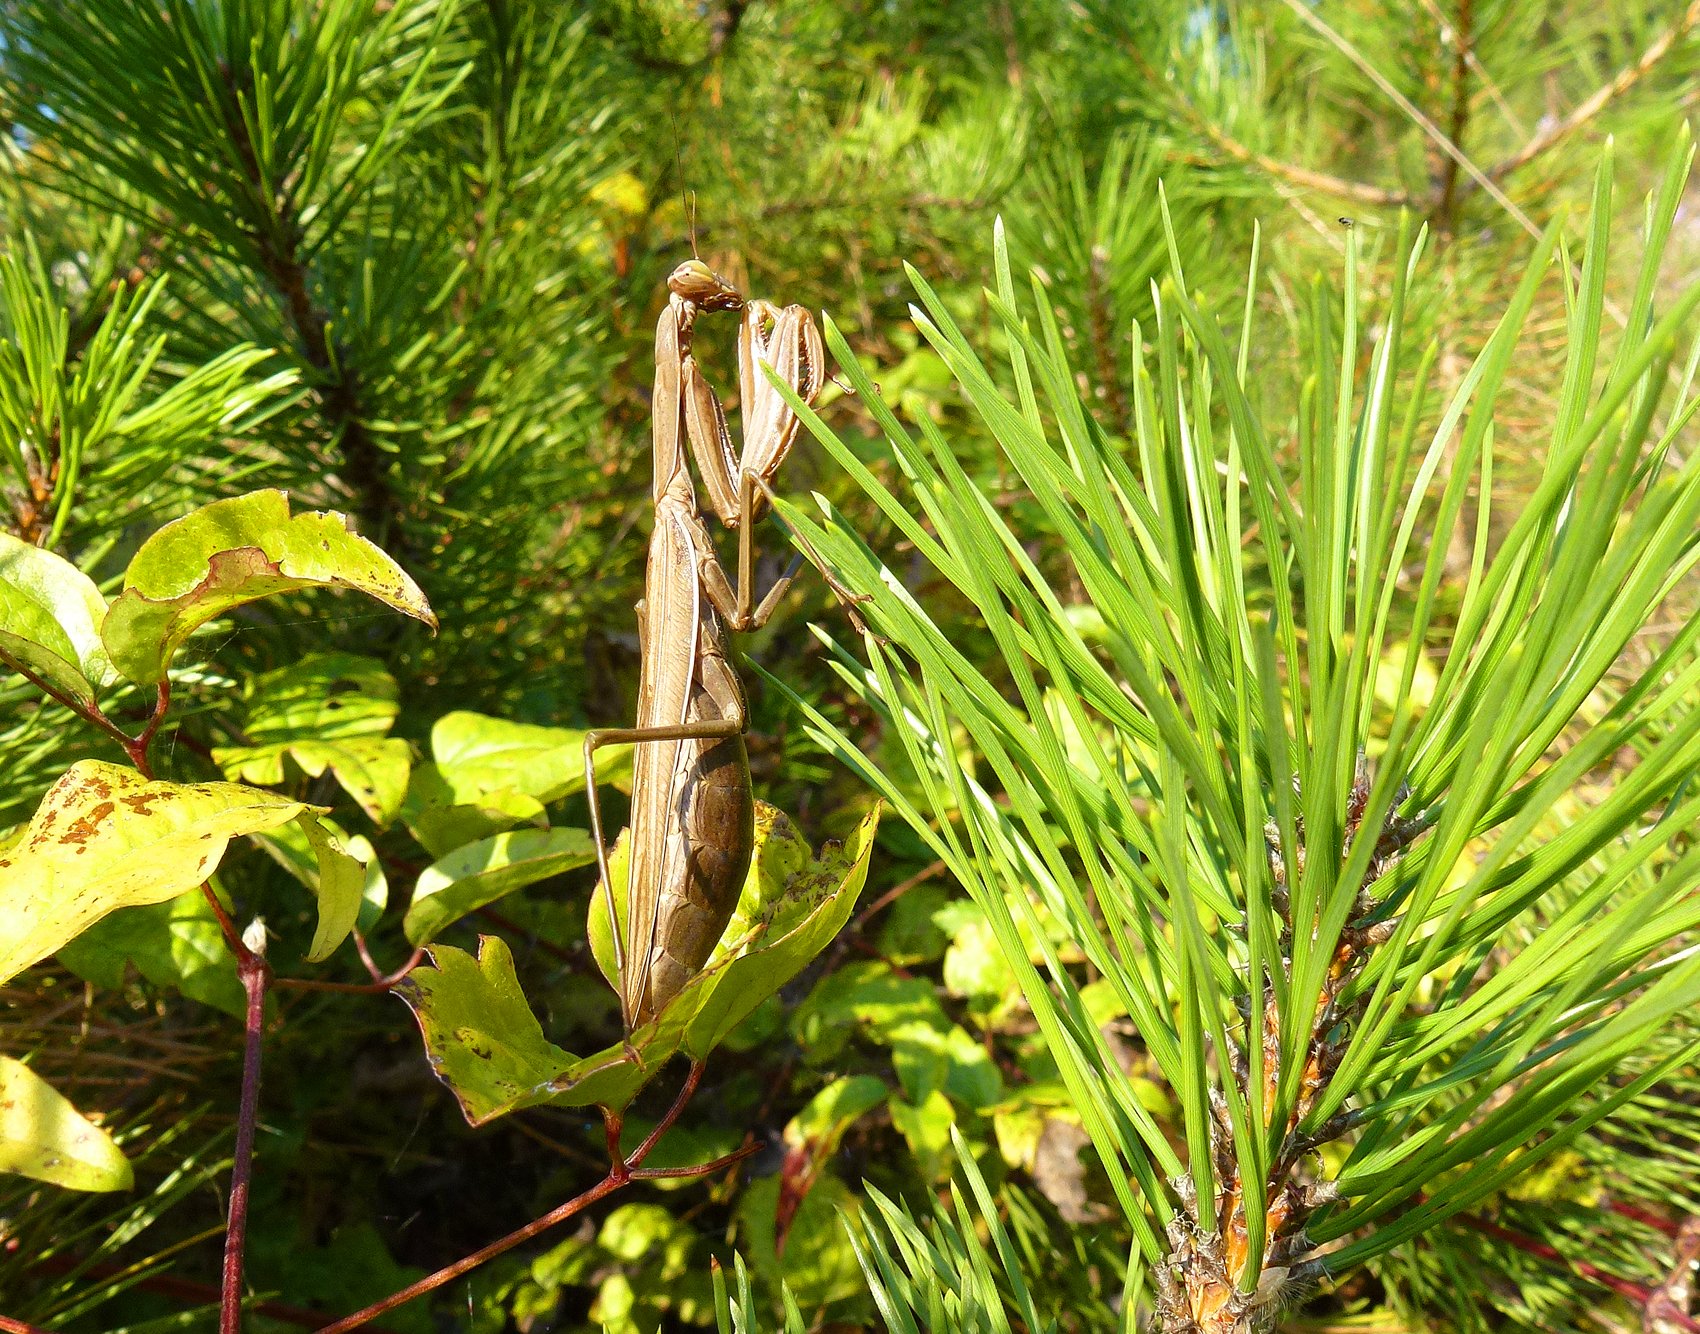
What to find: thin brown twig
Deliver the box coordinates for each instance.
[312,1061,754,1333]
[1275,0,1542,244]
[219,951,272,1334]
[1116,26,1408,211]
[1196,118,1413,208]
[850,858,947,932]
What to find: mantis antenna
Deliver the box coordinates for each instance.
[669,108,700,259]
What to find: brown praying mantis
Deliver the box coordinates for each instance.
[583,257,826,1032]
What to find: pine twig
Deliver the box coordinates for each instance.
[1432,0,1477,232]
[214,65,396,545]
[1486,1,1700,186]
[1195,118,1413,208]
[1275,0,1542,244]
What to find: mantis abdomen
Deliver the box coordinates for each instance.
[635,648,753,1023]
[620,495,756,1029]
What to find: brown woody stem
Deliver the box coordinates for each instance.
[219,950,272,1334]
[312,1061,750,1333]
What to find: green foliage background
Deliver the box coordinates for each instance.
[1,1,1698,1331]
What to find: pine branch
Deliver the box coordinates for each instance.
[1123,32,1412,208]
[1275,0,1542,243]
[1432,0,1476,233]
[1194,118,1414,208]
[214,63,394,545]
[1485,0,1700,186]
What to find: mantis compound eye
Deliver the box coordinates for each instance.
[669,259,744,313]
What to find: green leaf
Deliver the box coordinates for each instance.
[219,652,400,744]
[876,881,950,964]
[897,1022,1004,1110]
[398,935,646,1125]
[403,826,598,945]
[251,816,388,939]
[410,803,879,1122]
[0,760,306,983]
[587,802,882,1061]
[785,1076,889,1157]
[401,762,546,859]
[739,1171,867,1311]
[213,653,410,824]
[585,827,626,993]
[0,533,113,708]
[400,711,611,858]
[298,813,366,963]
[792,961,949,1060]
[56,891,246,1016]
[101,490,436,684]
[349,833,388,932]
[430,710,628,808]
[307,738,412,828]
[941,908,1019,1008]
[0,1055,132,1192]
[246,1222,431,1334]
[890,1090,956,1180]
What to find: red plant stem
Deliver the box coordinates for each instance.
[353,931,425,986]
[220,950,272,1334]
[126,678,172,772]
[624,1060,705,1164]
[10,661,133,754]
[629,1145,758,1181]
[0,1317,53,1333]
[1462,1214,1700,1331]
[313,1062,753,1333]
[198,883,253,962]
[314,1172,630,1334]
[1609,1197,1682,1237]
[24,1254,410,1333]
[24,622,273,1334]
[276,945,426,995]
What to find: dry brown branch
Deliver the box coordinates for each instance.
[1196,119,1414,207]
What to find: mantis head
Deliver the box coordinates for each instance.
[669,259,744,313]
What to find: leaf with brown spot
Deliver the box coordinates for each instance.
[101,490,436,685]
[0,760,307,983]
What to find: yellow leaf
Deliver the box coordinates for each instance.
[0,760,305,983]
